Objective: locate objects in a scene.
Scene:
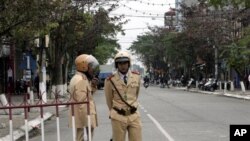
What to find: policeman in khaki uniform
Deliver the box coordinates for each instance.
[104,51,142,141]
[68,54,99,141]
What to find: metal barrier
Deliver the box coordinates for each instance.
[0,89,92,141]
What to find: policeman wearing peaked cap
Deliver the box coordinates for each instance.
[104,51,142,141]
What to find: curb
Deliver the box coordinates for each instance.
[0,112,53,141]
[223,93,250,100]
[182,88,250,100]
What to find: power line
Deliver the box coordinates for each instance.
[110,14,164,18]
[120,3,166,16]
[118,41,134,43]
[123,27,149,30]
[125,0,176,6]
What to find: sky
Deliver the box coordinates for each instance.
[108,0,176,66]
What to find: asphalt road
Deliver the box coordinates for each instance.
[28,86,250,141]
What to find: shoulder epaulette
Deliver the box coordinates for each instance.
[131,71,140,75]
[107,74,114,80]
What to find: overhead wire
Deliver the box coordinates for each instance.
[110,13,164,18]
[123,0,175,6]
[119,3,164,16]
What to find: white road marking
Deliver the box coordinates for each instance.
[147,114,175,141]
[139,103,175,141]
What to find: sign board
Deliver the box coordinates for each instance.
[24,69,31,80]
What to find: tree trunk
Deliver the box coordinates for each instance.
[64,53,69,95]
[51,55,64,97]
[235,68,246,93]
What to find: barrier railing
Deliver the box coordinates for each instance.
[0,89,91,141]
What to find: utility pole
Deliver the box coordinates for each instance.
[214,45,218,80]
[26,54,34,104]
[41,36,47,103]
[35,35,49,103]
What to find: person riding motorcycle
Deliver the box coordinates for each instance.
[143,75,150,88]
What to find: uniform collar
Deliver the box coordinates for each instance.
[118,71,128,80]
[114,71,133,86]
[76,71,87,80]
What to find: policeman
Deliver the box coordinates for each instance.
[104,51,142,141]
[68,54,99,141]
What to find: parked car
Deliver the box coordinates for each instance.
[98,72,112,89]
[97,65,114,89]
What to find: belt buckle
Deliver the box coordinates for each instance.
[125,108,131,116]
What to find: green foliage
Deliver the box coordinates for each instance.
[93,39,120,65]
[130,27,187,73]
[238,27,250,47]
[226,43,250,79]
[0,0,125,85]
[0,0,57,38]
[208,0,249,8]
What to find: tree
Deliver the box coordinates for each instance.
[0,0,125,96]
[45,1,124,95]
[208,0,250,8]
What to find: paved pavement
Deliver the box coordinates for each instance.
[0,95,67,141]
[0,87,249,141]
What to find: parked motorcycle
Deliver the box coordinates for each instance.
[203,78,218,91]
[198,79,207,90]
[143,82,149,88]
[187,78,195,89]
[143,76,150,88]
[172,79,182,87]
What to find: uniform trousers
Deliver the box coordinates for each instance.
[76,128,94,141]
[111,117,142,141]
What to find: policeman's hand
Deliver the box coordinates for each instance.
[91,78,99,89]
[91,77,99,86]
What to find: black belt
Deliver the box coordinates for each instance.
[113,107,137,116]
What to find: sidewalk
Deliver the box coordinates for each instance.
[0,95,67,141]
[177,87,250,100]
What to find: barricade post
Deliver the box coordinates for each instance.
[87,89,91,141]
[0,89,88,141]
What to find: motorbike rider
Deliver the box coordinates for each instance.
[143,75,150,88]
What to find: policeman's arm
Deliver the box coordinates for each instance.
[91,78,99,94]
[104,79,113,110]
[73,80,87,102]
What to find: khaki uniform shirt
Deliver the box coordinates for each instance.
[104,70,141,123]
[68,71,98,128]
